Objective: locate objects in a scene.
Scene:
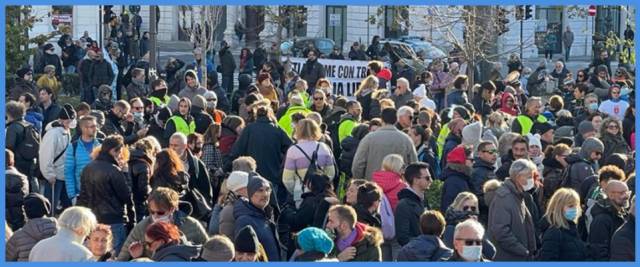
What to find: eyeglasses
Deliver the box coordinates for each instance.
[457,239,483,246]
[607,124,619,129]
[313,97,324,101]
[132,106,144,111]
[462,206,478,212]
[482,149,497,154]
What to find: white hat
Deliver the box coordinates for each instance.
[226,171,249,192]
[527,133,542,148]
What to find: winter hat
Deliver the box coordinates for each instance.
[578,121,596,136]
[201,235,235,262]
[580,137,604,159]
[247,175,271,199]
[553,126,574,142]
[16,67,32,78]
[257,73,271,85]
[526,133,542,148]
[59,104,77,120]
[44,65,56,73]
[43,43,54,51]
[452,106,471,120]
[168,94,181,112]
[226,171,249,192]
[447,145,470,165]
[532,122,554,135]
[234,225,259,253]
[24,193,51,219]
[203,90,217,101]
[192,95,207,109]
[462,121,482,148]
[297,227,334,255]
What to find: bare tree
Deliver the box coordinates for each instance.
[261,5,308,44]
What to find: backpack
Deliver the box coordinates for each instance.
[14,121,41,161]
[379,194,396,240]
[293,143,323,191]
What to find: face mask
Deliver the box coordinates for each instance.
[588,102,599,111]
[133,112,144,120]
[523,178,535,191]
[564,207,579,221]
[69,119,78,129]
[620,87,630,96]
[207,101,217,109]
[152,213,171,223]
[461,245,483,261]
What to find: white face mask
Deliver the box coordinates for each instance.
[69,119,78,129]
[152,213,172,223]
[461,245,483,261]
[523,178,535,191]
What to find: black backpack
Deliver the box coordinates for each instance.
[293,143,322,191]
[14,121,40,161]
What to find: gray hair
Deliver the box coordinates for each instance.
[509,159,538,179]
[525,97,542,109]
[556,109,573,118]
[58,206,97,237]
[306,112,323,125]
[397,106,415,118]
[454,219,485,239]
[170,132,188,144]
[396,77,410,89]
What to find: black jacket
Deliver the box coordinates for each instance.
[442,208,496,260]
[89,59,115,88]
[38,53,63,78]
[472,94,493,118]
[288,191,333,232]
[150,171,189,197]
[151,242,201,262]
[39,102,62,131]
[8,78,39,102]
[77,153,135,224]
[218,47,236,75]
[538,221,588,261]
[5,168,28,230]
[395,188,428,246]
[495,152,516,181]
[472,159,497,222]
[349,48,367,60]
[185,151,214,205]
[102,111,139,145]
[440,134,462,172]
[300,59,325,90]
[227,116,292,185]
[588,198,627,261]
[355,204,382,228]
[191,107,214,135]
[128,148,153,221]
[610,215,635,261]
[440,166,472,211]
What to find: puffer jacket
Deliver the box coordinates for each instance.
[372,170,406,212]
[64,138,101,200]
[76,153,134,225]
[6,168,28,230]
[538,221,588,261]
[442,207,497,260]
[151,243,201,262]
[397,234,453,261]
[5,217,57,261]
[25,108,44,134]
[234,198,282,261]
[128,148,153,221]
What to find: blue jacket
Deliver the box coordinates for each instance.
[64,138,101,199]
[233,198,281,261]
[396,235,453,261]
[440,167,471,211]
[446,89,469,108]
[25,109,43,133]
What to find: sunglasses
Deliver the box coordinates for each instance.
[457,239,483,246]
[607,124,619,129]
[463,206,478,212]
[148,209,167,216]
[132,106,144,111]
[313,97,324,101]
[482,149,497,154]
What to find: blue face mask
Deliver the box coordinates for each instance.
[564,207,579,221]
[621,87,631,96]
[588,102,599,111]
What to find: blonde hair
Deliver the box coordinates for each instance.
[483,179,502,193]
[379,98,396,110]
[381,154,404,174]
[355,75,379,96]
[451,192,478,211]
[544,188,581,229]
[294,119,322,141]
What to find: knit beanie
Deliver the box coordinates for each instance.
[578,121,596,136]
[168,94,181,112]
[226,171,249,192]
[203,90,217,100]
[24,193,51,219]
[297,227,334,255]
[44,65,56,74]
[247,175,270,199]
[447,145,469,165]
[192,94,207,109]
[16,67,32,79]
[59,104,77,120]
[580,137,605,159]
[461,121,482,148]
[526,134,542,148]
[234,225,259,253]
[201,235,235,262]
[532,122,554,135]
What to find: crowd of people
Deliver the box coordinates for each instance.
[4,24,637,262]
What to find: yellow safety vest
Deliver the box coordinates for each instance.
[516,114,547,135]
[149,95,170,107]
[167,116,196,136]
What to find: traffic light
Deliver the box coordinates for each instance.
[497,7,510,35]
[525,5,533,20]
[515,5,524,20]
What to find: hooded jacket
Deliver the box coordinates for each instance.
[440,164,472,211]
[488,178,537,261]
[151,242,201,262]
[6,168,28,230]
[64,138,101,199]
[128,147,153,220]
[178,70,208,101]
[397,234,453,261]
[6,217,57,261]
[372,171,406,212]
[25,108,44,133]
[330,222,383,261]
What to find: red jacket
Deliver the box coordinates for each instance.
[372,170,406,212]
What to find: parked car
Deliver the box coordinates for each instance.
[378,39,428,74]
[290,37,336,58]
[397,36,447,61]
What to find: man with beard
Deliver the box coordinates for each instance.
[326,205,383,261]
[588,180,630,260]
[88,50,115,100]
[125,68,148,100]
[191,95,215,134]
[337,101,362,144]
[102,100,148,145]
[496,137,529,180]
[300,50,326,93]
[218,40,236,94]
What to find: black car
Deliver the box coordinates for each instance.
[291,37,336,58]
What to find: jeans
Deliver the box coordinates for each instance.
[65,65,76,74]
[42,180,71,216]
[222,75,234,95]
[110,223,127,257]
[545,49,554,59]
[433,92,445,111]
[565,46,571,61]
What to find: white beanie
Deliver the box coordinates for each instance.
[527,133,542,149]
[203,90,217,100]
[226,171,249,192]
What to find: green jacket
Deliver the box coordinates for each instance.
[277,105,311,137]
[330,223,383,262]
[338,116,358,143]
[116,211,208,261]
